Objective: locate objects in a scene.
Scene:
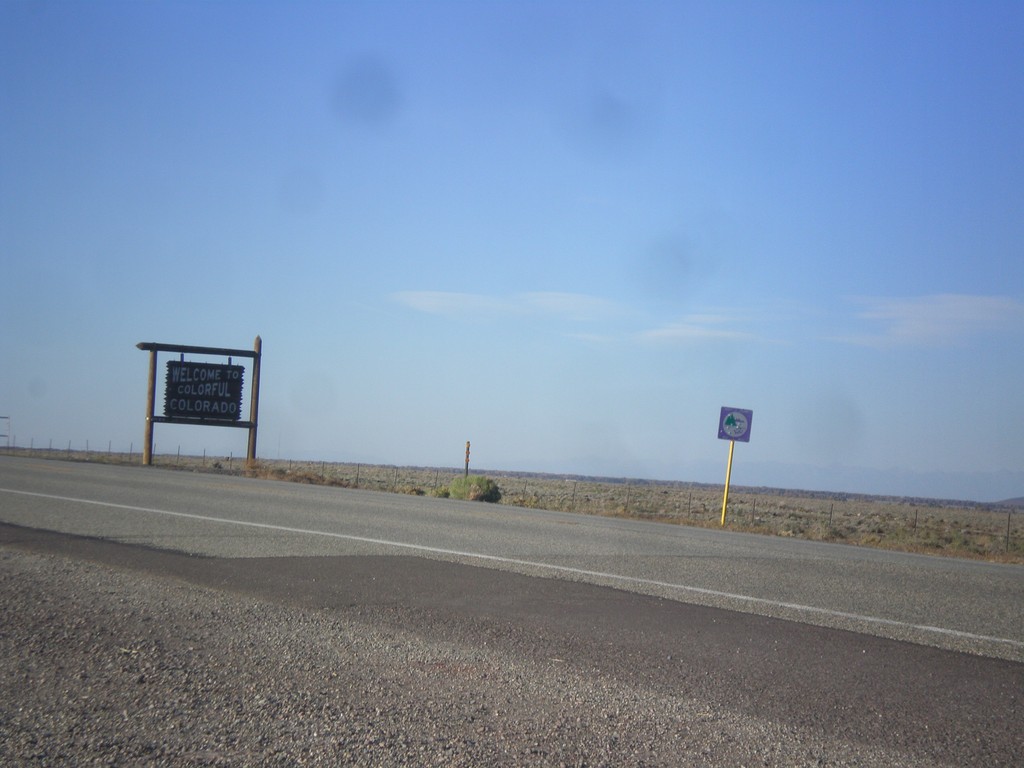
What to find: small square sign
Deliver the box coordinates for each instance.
[718,407,753,443]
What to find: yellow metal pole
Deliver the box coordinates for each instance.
[720,439,735,526]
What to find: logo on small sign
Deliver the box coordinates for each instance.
[718,407,753,443]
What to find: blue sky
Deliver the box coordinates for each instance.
[2,1,1023,501]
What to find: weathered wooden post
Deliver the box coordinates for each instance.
[246,335,262,469]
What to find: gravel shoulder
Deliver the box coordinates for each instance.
[1,525,1020,766]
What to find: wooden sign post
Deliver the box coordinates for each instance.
[137,337,262,468]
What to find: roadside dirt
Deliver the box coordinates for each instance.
[2,523,1021,766]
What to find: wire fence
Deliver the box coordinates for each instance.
[493,477,1024,560]
[2,442,1021,562]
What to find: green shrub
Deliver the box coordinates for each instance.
[447,475,502,503]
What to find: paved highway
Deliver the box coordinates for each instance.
[1,455,1021,660]
[2,455,1023,765]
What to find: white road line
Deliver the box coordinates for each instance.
[3,486,1022,652]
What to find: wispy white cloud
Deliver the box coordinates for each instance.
[394,291,763,345]
[392,291,622,321]
[834,294,1024,347]
[637,314,758,344]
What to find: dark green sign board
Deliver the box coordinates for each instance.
[164,361,244,421]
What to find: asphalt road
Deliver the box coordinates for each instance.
[1,456,1021,660]
[1,455,1023,765]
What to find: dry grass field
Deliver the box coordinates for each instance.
[5,448,1022,564]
